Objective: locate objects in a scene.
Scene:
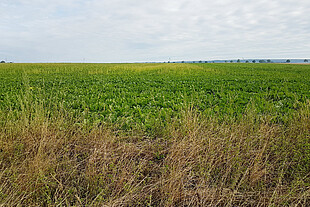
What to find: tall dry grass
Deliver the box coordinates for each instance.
[0,103,309,206]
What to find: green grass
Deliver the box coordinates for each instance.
[0,63,309,206]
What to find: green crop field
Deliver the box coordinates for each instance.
[0,63,310,206]
[1,63,309,130]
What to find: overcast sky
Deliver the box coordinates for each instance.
[1,0,309,63]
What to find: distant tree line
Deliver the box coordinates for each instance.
[168,59,308,64]
[0,60,14,63]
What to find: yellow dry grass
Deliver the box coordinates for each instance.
[1,104,309,206]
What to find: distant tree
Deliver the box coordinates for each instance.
[199,60,202,63]
[252,60,256,63]
[267,59,271,63]
[237,59,241,63]
[304,59,308,63]
[259,60,266,63]
[230,60,233,63]
[181,61,184,63]
[205,61,208,63]
[286,59,290,63]
[245,60,249,63]
[225,60,228,63]
[0,60,5,63]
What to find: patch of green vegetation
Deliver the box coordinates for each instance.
[1,63,309,131]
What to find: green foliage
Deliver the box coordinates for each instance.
[0,63,310,132]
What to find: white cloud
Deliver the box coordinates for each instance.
[0,0,310,62]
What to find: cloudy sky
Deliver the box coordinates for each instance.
[1,0,309,63]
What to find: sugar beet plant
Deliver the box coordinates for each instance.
[0,63,309,132]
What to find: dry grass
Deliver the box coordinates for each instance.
[0,105,310,206]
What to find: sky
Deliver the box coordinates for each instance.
[0,0,310,63]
